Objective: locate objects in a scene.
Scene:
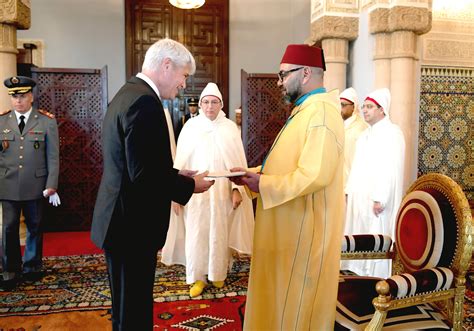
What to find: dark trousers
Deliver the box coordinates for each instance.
[105,247,158,331]
[1,200,44,276]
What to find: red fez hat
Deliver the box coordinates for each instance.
[280,44,326,71]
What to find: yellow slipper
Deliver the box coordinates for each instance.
[212,280,225,288]
[189,280,206,298]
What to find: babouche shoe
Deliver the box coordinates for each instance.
[189,280,206,298]
[212,280,224,288]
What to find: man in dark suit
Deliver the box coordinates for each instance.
[0,76,60,290]
[176,96,199,139]
[91,38,214,331]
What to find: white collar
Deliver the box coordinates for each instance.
[15,108,32,123]
[369,116,390,132]
[344,113,357,128]
[136,72,161,99]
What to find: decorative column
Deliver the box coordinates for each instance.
[321,38,350,91]
[0,0,31,110]
[369,4,431,190]
[309,0,359,91]
[369,7,392,89]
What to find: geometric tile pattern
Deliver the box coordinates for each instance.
[419,66,474,201]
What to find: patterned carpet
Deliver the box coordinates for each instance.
[0,254,110,316]
[0,253,473,330]
[0,253,249,317]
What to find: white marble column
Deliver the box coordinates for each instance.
[0,23,18,110]
[373,32,391,89]
[322,38,349,92]
[369,4,432,190]
[390,30,419,189]
[309,14,359,92]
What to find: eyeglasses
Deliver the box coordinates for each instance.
[201,100,221,106]
[277,67,304,81]
[361,104,381,110]
[340,102,354,108]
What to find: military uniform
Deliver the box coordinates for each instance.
[176,97,199,139]
[0,76,59,287]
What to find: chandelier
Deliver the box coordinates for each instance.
[169,0,205,9]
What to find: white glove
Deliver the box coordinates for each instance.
[48,193,61,207]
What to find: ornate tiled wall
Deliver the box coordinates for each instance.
[419,66,473,201]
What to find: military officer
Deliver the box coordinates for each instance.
[176,97,199,138]
[0,76,59,290]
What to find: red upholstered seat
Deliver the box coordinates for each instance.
[396,189,457,272]
[336,173,472,331]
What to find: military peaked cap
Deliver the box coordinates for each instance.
[4,76,36,95]
[187,97,199,106]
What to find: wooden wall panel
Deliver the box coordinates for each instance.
[241,70,291,168]
[31,67,107,231]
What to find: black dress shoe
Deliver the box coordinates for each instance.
[23,271,44,282]
[0,278,18,291]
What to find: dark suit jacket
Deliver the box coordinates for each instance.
[91,76,195,251]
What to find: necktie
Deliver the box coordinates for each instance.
[19,115,26,133]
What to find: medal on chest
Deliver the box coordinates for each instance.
[1,129,10,151]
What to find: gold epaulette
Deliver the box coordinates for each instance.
[38,109,55,119]
[0,109,11,116]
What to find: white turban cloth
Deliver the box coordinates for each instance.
[365,88,391,117]
[199,82,224,108]
[340,87,359,111]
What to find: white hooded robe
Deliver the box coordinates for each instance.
[161,110,254,284]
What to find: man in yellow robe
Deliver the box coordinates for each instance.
[231,44,345,330]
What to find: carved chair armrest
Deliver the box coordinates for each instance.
[385,267,454,299]
[365,268,454,331]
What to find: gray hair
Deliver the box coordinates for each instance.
[310,67,324,81]
[142,38,196,74]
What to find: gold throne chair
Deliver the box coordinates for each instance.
[336,173,473,330]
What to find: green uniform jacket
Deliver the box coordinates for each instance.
[0,108,59,201]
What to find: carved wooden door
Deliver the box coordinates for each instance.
[125,0,229,130]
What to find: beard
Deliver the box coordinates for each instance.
[282,79,302,104]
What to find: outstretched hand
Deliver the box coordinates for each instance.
[193,171,214,193]
[229,167,261,193]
